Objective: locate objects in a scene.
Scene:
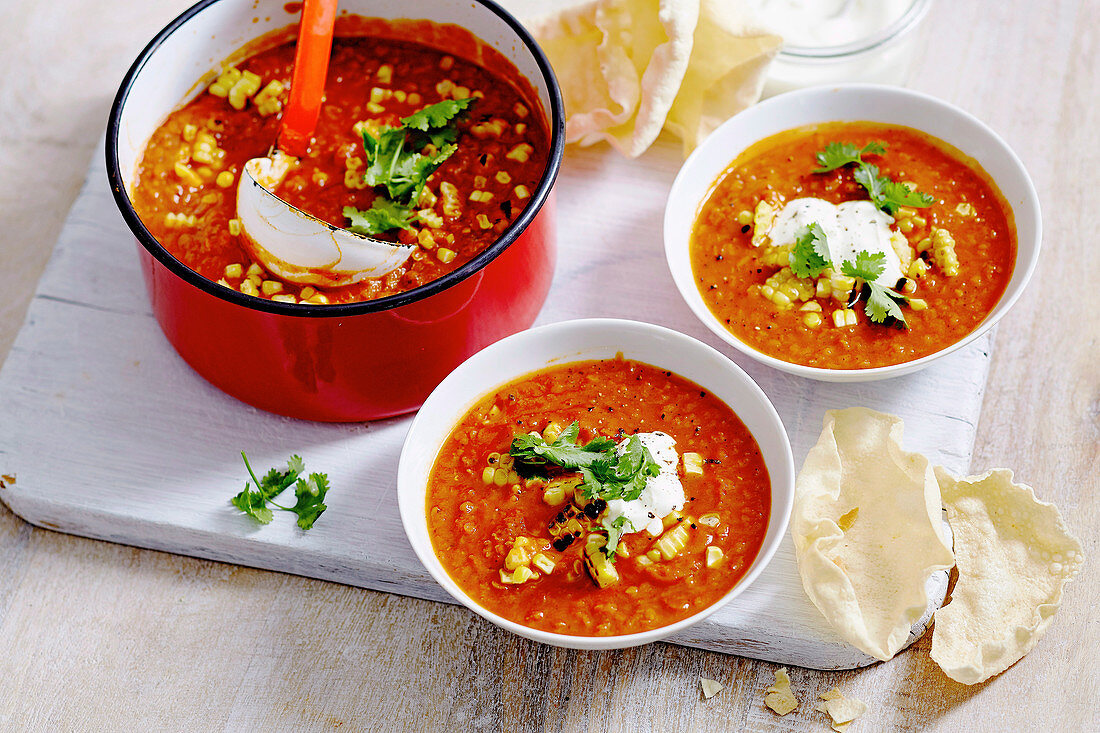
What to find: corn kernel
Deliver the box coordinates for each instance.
[366,102,385,114]
[418,209,444,229]
[253,80,285,116]
[407,92,421,105]
[227,71,261,110]
[698,512,721,528]
[435,79,454,97]
[506,143,533,163]
[208,67,241,97]
[495,171,512,185]
[307,293,329,305]
[437,247,456,264]
[239,279,259,297]
[514,102,528,118]
[260,280,283,296]
[376,64,393,84]
[181,124,197,142]
[803,312,823,327]
[439,56,454,71]
[531,553,555,575]
[228,219,241,236]
[683,452,704,475]
[513,185,530,200]
[514,123,526,135]
[418,229,436,250]
[299,286,316,300]
[224,263,243,279]
[215,171,234,188]
[453,86,470,99]
[173,162,203,188]
[440,181,462,218]
[705,546,725,568]
[476,214,492,230]
[909,298,928,311]
[270,294,297,304]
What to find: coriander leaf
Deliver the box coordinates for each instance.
[291,472,330,530]
[603,515,632,559]
[401,97,476,133]
[510,421,616,479]
[864,282,909,327]
[813,141,886,172]
[853,163,935,215]
[343,199,415,235]
[841,250,887,282]
[789,222,832,278]
[230,486,274,524]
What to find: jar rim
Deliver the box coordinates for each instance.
[777,0,932,61]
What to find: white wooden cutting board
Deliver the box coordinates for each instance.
[0,135,989,669]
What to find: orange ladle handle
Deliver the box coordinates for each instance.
[277,0,338,157]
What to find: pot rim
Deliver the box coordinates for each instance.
[105,0,565,318]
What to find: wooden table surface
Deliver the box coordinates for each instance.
[0,1,1096,730]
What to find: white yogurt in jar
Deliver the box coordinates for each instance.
[752,0,912,49]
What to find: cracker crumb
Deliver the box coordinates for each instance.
[700,677,723,699]
[0,473,13,488]
[763,667,798,715]
[817,687,867,732]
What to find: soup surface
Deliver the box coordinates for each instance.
[690,122,1016,369]
[426,357,772,636]
[132,31,549,304]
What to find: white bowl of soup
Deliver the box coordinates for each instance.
[664,84,1041,382]
[397,318,794,649]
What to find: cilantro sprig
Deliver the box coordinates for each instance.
[231,452,330,529]
[343,97,476,235]
[841,251,910,327]
[813,141,885,172]
[510,422,616,478]
[814,140,935,215]
[789,222,832,279]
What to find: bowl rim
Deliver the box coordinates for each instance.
[105,0,565,319]
[663,83,1042,382]
[396,317,795,649]
[778,0,932,60]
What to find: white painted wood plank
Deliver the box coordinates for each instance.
[0,134,987,669]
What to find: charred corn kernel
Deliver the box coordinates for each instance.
[435,79,454,97]
[173,162,203,188]
[514,185,530,200]
[476,214,492,230]
[376,64,392,84]
[224,263,243,279]
[908,297,928,311]
[803,312,823,327]
[260,280,283,296]
[902,278,918,294]
[705,546,725,568]
[955,202,976,216]
[307,293,329,305]
[182,124,198,142]
[543,476,582,507]
[583,534,620,588]
[698,512,721,527]
[683,452,704,475]
[208,67,241,97]
[436,247,456,264]
[506,143,533,162]
[440,181,462,218]
[931,228,960,276]
[366,101,385,114]
[239,279,259,297]
[227,70,262,110]
[164,212,197,228]
[453,85,470,99]
[254,80,285,116]
[656,523,690,560]
[299,286,316,300]
[214,170,234,188]
[751,200,779,246]
[531,553,555,575]
[514,102,528,118]
[662,511,683,530]
[417,229,436,250]
[227,219,241,237]
[833,309,858,328]
[418,209,443,229]
[270,294,297,304]
[542,421,563,442]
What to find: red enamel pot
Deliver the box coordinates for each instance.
[106,0,564,422]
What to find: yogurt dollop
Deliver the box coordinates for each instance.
[604,432,684,537]
[751,0,912,48]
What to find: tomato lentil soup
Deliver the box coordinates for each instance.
[426,357,771,636]
[131,28,549,304]
[690,122,1016,369]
